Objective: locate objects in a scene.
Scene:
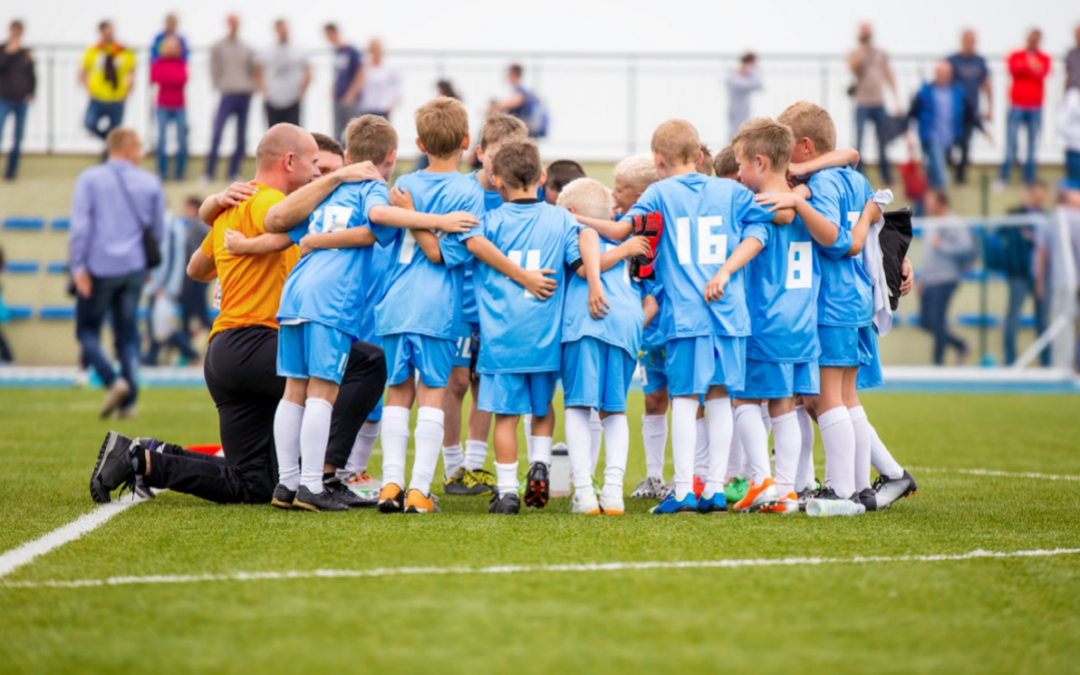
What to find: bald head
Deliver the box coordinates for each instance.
[255,124,320,193]
[934,60,953,86]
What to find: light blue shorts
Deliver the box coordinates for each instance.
[857,327,883,390]
[638,345,668,395]
[733,358,820,400]
[452,320,480,369]
[664,335,746,397]
[478,371,558,416]
[277,321,352,385]
[562,337,637,412]
[819,325,873,368]
[382,333,454,388]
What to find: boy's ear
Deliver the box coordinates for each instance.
[344,150,352,165]
[414,138,428,154]
[565,205,578,215]
[475,146,485,163]
[491,173,505,191]
[461,133,471,152]
[538,169,548,187]
[386,149,398,166]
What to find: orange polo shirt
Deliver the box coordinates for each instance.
[201,184,299,341]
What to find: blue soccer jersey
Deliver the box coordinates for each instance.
[371,171,484,340]
[278,181,389,338]
[625,174,773,339]
[806,167,874,328]
[461,172,507,326]
[640,280,666,348]
[742,213,821,363]
[562,236,643,359]
[357,243,393,343]
[464,200,583,374]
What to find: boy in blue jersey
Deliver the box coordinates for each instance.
[364,97,489,514]
[556,178,650,515]
[461,139,604,515]
[228,115,478,512]
[440,112,533,496]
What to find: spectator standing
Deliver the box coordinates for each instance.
[179,196,213,344]
[726,52,762,140]
[256,19,310,128]
[324,23,364,142]
[918,191,974,365]
[69,129,165,418]
[1002,180,1050,366]
[1060,81,1080,184]
[850,22,900,185]
[144,199,200,366]
[205,14,256,182]
[1066,25,1080,90]
[358,39,400,119]
[81,21,135,145]
[1000,29,1051,187]
[909,61,975,189]
[150,13,188,63]
[947,30,992,185]
[150,36,188,181]
[0,20,35,181]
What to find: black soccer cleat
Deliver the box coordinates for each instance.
[293,485,349,512]
[271,484,297,510]
[322,477,369,509]
[872,470,918,510]
[523,461,550,509]
[90,431,138,503]
[856,487,878,512]
[488,492,521,515]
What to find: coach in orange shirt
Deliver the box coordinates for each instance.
[90,123,386,506]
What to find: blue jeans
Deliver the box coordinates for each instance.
[923,141,949,190]
[75,270,145,409]
[0,98,28,179]
[919,281,967,365]
[84,99,125,140]
[1004,275,1049,366]
[855,105,892,184]
[205,93,251,180]
[1001,107,1042,185]
[156,107,187,180]
[1066,150,1080,185]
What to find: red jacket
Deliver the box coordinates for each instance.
[150,58,187,109]
[1007,49,1051,108]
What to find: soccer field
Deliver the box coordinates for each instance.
[1,387,1078,674]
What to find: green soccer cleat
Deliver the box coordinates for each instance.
[723,477,749,505]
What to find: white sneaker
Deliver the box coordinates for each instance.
[599,485,625,515]
[569,488,601,515]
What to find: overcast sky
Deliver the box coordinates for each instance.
[11,0,1078,57]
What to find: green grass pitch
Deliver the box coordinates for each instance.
[0,387,1078,674]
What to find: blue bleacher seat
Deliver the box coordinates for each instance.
[961,269,987,282]
[908,313,920,327]
[46,261,68,275]
[5,260,41,274]
[1019,315,1036,328]
[3,217,45,231]
[958,314,1001,328]
[51,218,70,231]
[38,305,76,320]
[6,305,33,320]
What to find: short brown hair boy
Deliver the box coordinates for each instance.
[731,118,795,173]
[713,146,739,178]
[415,96,470,158]
[344,114,398,164]
[492,139,542,190]
[651,119,701,167]
[777,101,836,154]
[480,112,528,150]
[698,143,714,176]
[311,132,344,160]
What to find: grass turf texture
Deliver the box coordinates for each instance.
[0,387,1078,674]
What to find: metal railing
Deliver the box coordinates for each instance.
[5,45,1071,163]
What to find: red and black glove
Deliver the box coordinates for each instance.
[629,211,663,282]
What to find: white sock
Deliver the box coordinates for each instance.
[703,397,735,498]
[409,407,444,495]
[464,439,488,471]
[869,423,904,480]
[273,399,304,491]
[532,435,553,467]
[589,409,603,474]
[565,407,594,492]
[670,397,699,500]
[379,406,411,489]
[344,420,380,476]
[733,403,770,485]
[795,405,816,492]
[641,414,667,480]
[725,429,744,481]
[760,403,773,433]
[693,416,709,477]
[442,444,464,480]
[299,398,333,493]
[818,406,855,499]
[495,460,518,496]
[524,414,534,464]
[771,412,801,496]
[849,405,872,493]
[601,414,629,491]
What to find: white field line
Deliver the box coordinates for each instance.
[0,497,147,579]
[2,548,1078,590]
[909,466,1080,482]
